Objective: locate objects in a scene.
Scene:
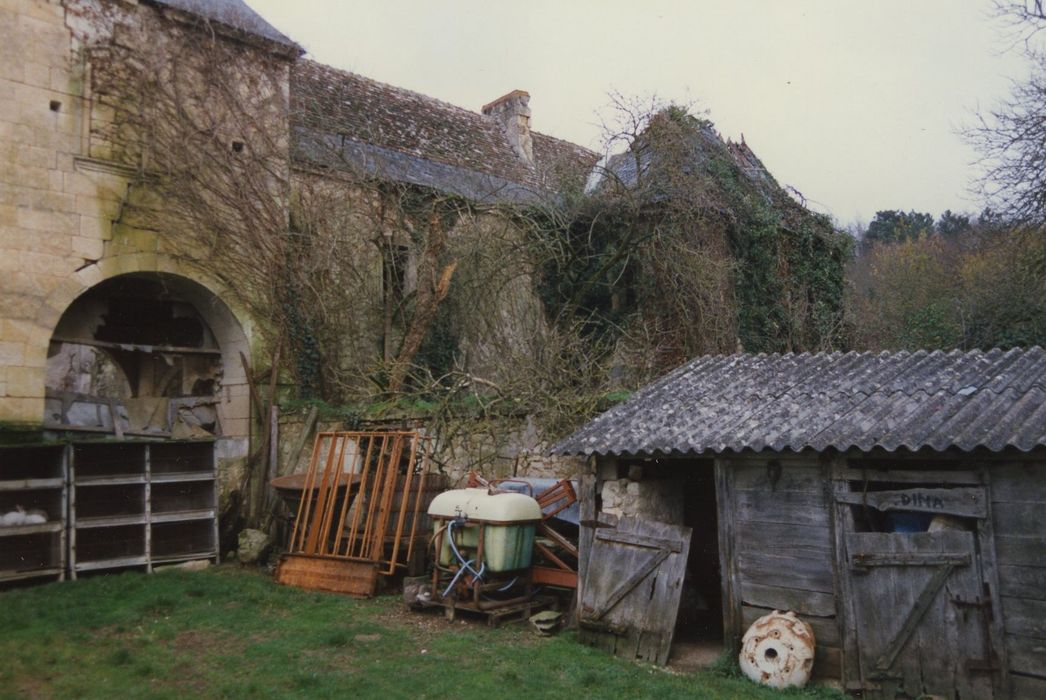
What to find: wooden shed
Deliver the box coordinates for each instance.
[553,347,1046,699]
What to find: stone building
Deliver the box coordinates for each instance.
[1,0,845,497]
[0,0,594,486]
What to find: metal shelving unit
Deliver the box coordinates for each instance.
[0,444,68,585]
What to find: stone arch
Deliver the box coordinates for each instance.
[34,253,253,483]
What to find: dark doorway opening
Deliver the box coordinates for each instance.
[671,461,723,669]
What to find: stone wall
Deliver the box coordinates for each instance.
[275,410,585,486]
[0,1,289,483]
[595,459,686,523]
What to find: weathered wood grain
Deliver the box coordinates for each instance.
[739,581,835,617]
[737,549,835,594]
[988,462,1046,503]
[734,489,831,528]
[741,604,840,647]
[844,529,990,700]
[1000,565,1046,601]
[1006,634,1046,678]
[732,463,824,493]
[735,520,833,556]
[1010,672,1046,698]
[830,466,861,687]
[992,502,1043,535]
[835,466,982,485]
[1001,597,1046,639]
[835,487,986,518]
[995,535,1046,568]
[979,469,1012,697]
[579,516,691,666]
[715,459,742,650]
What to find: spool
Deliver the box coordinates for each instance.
[739,610,816,689]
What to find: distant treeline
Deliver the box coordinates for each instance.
[846,209,1046,351]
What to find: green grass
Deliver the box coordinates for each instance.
[0,567,845,699]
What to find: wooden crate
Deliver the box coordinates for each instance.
[275,554,378,597]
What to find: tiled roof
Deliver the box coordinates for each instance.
[148,0,300,49]
[553,347,1046,456]
[290,61,597,203]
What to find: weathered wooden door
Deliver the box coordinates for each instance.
[578,516,692,665]
[834,472,1006,699]
[846,531,993,698]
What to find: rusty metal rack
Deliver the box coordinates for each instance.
[276,431,438,597]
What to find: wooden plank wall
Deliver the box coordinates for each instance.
[723,458,841,680]
[990,459,1046,698]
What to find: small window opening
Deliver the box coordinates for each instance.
[847,480,977,534]
[231,140,245,153]
[49,100,61,112]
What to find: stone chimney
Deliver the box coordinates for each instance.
[482,90,534,165]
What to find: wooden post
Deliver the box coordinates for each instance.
[714,458,742,651]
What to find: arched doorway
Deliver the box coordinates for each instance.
[43,272,251,475]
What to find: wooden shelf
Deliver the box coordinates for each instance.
[0,444,67,586]
[75,514,147,529]
[150,472,215,484]
[67,441,217,579]
[151,509,215,524]
[73,555,148,572]
[0,478,64,491]
[0,521,64,537]
[150,551,216,565]
[75,475,146,486]
[0,566,64,583]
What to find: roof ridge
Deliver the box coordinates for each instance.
[299,59,490,124]
[297,59,594,157]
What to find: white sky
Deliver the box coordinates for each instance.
[247,0,1031,226]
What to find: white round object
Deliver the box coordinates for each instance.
[739,610,816,689]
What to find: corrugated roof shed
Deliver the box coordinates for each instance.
[147,0,299,49]
[290,60,597,203]
[553,347,1046,456]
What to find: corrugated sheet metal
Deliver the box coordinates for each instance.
[552,347,1046,456]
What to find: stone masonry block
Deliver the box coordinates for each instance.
[71,234,103,259]
[5,365,43,397]
[0,340,25,364]
[0,396,44,424]
[73,263,103,289]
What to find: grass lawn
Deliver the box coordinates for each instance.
[0,566,845,699]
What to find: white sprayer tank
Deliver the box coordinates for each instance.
[428,488,542,572]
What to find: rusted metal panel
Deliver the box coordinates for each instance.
[275,554,378,596]
[280,431,436,596]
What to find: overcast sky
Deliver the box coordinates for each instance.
[247,0,1030,226]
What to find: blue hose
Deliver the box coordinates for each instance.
[443,519,485,598]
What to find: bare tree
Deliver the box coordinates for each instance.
[967,3,1046,224]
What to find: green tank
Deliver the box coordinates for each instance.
[428,488,542,572]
